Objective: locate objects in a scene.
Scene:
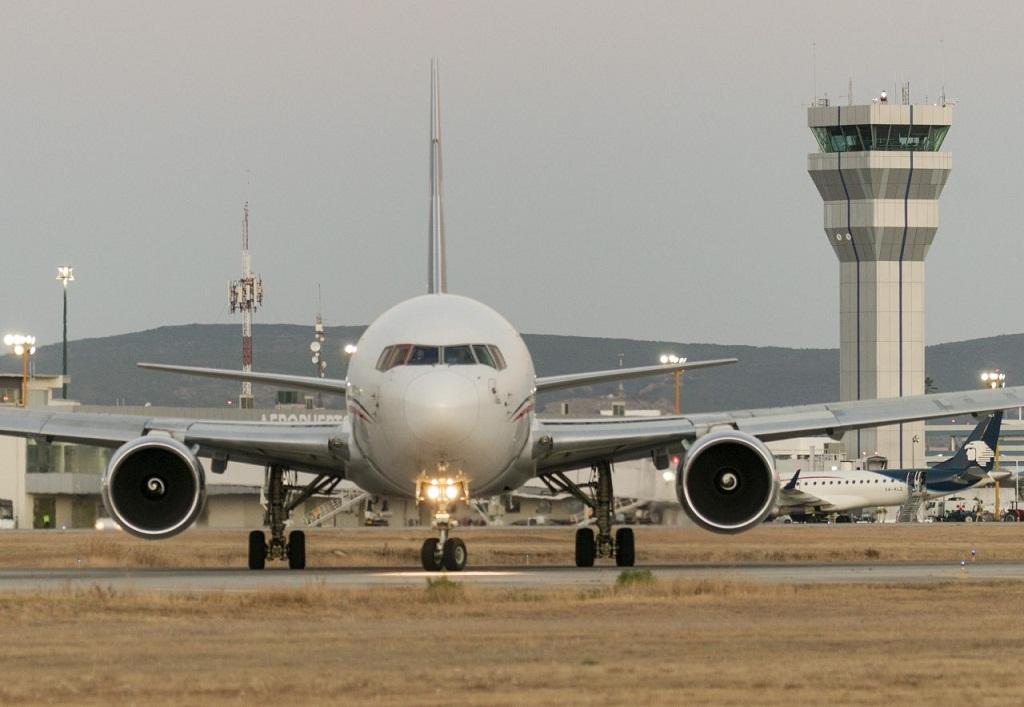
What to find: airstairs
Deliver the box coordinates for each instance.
[303,488,371,527]
[897,471,927,523]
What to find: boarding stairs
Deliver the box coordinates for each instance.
[303,488,371,528]
[897,471,927,523]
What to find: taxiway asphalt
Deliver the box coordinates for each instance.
[0,560,1020,591]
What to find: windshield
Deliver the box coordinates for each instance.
[376,343,507,371]
[408,346,439,365]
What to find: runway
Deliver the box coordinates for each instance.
[1,560,1022,591]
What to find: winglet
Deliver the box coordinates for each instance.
[428,58,447,294]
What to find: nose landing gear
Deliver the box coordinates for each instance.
[416,472,470,571]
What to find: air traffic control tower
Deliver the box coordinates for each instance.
[807,97,952,468]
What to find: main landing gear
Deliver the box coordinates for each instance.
[247,465,341,570]
[416,473,470,572]
[542,461,636,568]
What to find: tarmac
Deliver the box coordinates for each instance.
[0,560,1020,591]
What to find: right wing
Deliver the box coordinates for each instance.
[534,385,1024,474]
[0,408,349,474]
[138,363,348,396]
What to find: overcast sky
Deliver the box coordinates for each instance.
[2,0,1022,351]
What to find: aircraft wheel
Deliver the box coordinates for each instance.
[287,530,306,570]
[248,530,267,570]
[575,528,595,568]
[615,527,635,567]
[421,538,444,571]
[442,538,468,571]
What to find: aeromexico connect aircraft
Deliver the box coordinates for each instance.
[3,63,1024,573]
[776,411,1006,518]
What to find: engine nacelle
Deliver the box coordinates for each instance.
[101,437,206,539]
[676,430,778,534]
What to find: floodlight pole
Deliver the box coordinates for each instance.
[20,348,29,408]
[61,284,68,398]
[56,266,74,399]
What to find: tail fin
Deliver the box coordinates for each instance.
[933,411,1003,472]
[428,58,447,294]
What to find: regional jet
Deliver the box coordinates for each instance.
[2,62,1024,572]
[776,412,1007,520]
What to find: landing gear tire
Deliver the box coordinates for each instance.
[615,527,635,567]
[575,528,596,568]
[421,538,444,571]
[248,530,267,570]
[442,538,468,571]
[287,530,306,570]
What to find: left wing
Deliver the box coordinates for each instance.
[534,358,737,394]
[0,408,349,474]
[533,385,1024,473]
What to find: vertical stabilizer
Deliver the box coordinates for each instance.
[428,59,447,294]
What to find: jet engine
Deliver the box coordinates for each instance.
[676,430,777,533]
[101,437,206,539]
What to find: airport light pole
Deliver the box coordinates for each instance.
[56,266,74,399]
[659,354,687,415]
[981,370,1006,517]
[4,334,37,407]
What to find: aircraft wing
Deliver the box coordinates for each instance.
[533,385,1024,474]
[137,363,348,396]
[534,358,737,394]
[0,408,349,475]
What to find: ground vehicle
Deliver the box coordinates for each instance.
[1003,508,1024,522]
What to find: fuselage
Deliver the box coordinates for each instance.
[779,467,1002,514]
[343,294,537,498]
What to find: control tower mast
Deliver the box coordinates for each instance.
[808,91,952,468]
[229,203,264,409]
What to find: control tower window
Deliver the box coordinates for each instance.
[408,345,440,365]
[812,124,949,153]
[443,345,475,365]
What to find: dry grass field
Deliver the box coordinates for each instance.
[0,576,1021,705]
[0,523,1022,568]
[2,527,1024,704]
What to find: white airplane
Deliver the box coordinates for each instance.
[776,412,1007,519]
[3,61,1024,572]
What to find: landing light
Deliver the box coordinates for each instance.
[426,485,441,500]
[662,470,675,482]
[445,484,459,500]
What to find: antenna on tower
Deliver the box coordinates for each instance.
[229,202,264,409]
[309,284,327,408]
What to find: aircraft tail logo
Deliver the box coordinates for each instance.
[964,440,995,468]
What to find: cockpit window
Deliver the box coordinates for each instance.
[472,345,496,368]
[376,344,412,371]
[488,345,507,370]
[376,343,506,370]
[408,345,439,365]
[444,345,475,365]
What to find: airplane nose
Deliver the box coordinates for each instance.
[405,371,479,446]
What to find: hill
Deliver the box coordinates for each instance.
[2,324,1020,412]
